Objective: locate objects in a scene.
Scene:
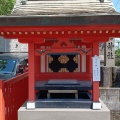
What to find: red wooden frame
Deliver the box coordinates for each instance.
[28,43,35,101]
[36,73,92,80]
[0,25,120,41]
[0,24,119,104]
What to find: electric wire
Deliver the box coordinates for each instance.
[115,0,120,8]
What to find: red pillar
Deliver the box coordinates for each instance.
[86,43,92,74]
[35,44,40,80]
[86,44,92,94]
[28,43,35,102]
[92,42,99,102]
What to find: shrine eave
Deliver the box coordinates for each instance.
[0,14,120,26]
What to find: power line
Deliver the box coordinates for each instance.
[108,0,120,12]
[115,0,120,8]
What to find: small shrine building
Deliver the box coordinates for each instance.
[0,0,120,109]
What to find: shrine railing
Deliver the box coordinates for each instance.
[0,72,28,120]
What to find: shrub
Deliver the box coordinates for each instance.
[0,0,16,15]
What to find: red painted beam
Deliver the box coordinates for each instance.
[0,25,120,41]
[18,38,45,43]
[0,24,120,31]
[36,73,92,80]
[1,31,120,40]
[82,37,109,42]
[35,48,92,56]
[38,41,55,46]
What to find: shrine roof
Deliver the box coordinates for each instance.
[0,0,120,26]
[12,0,116,16]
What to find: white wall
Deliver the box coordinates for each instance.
[0,37,28,52]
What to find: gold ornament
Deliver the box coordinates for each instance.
[58,55,69,64]
[48,56,53,63]
[58,68,69,72]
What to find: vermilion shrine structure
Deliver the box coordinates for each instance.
[0,0,120,110]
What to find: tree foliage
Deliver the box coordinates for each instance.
[115,49,120,57]
[115,49,120,66]
[0,0,16,15]
[0,60,7,70]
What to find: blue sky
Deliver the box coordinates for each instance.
[112,0,120,45]
[112,0,120,12]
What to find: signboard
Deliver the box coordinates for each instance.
[92,55,100,81]
[105,38,115,67]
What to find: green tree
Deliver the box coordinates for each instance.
[115,49,120,57]
[115,49,120,66]
[0,60,7,70]
[0,0,16,15]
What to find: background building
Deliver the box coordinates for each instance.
[0,37,28,52]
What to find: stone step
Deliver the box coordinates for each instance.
[35,99,92,108]
[35,80,92,90]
